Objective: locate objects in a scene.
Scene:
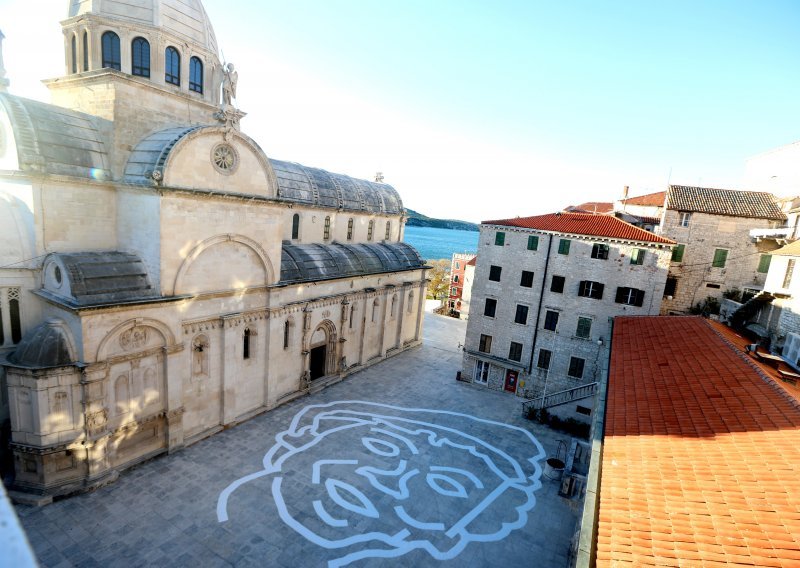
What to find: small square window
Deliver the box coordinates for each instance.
[712,248,728,268]
[508,341,523,362]
[758,254,771,273]
[520,270,534,288]
[558,239,571,255]
[514,304,529,325]
[479,334,492,353]
[591,243,609,260]
[671,244,685,263]
[544,310,559,331]
[576,405,592,416]
[615,287,645,306]
[484,298,497,318]
[568,356,585,378]
[578,280,604,300]
[495,231,505,246]
[527,235,539,251]
[679,212,692,227]
[489,265,502,282]
[551,275,565,293]
[576,317,592,339]
[630,249,645,265]
[537,349,552,370]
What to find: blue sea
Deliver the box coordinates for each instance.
[403,226,479,261]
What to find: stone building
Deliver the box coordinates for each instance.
[460,212,673,422]
[613,190,665,231]
[659,185,785,314]
[0,1,427,501]
[447,253,476,318]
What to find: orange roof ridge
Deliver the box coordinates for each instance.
[620,190,666,206]
[482,211,675,245]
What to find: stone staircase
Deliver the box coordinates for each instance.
[522,381,599,415]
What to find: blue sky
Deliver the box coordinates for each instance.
[2,0,799,221]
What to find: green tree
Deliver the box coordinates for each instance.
[426,259,451,300]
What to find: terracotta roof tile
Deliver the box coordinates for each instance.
[597,316,800,567]
[483,212,675,244]
[666,185,785,220]
[621,191,666,207]
[565,201,615,213]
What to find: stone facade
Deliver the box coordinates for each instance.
[447,253,475,318]
[0,0,426,500]
[659,209,781,315]
[460,214,673,423]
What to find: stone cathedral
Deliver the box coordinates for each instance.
[0,0,427,501]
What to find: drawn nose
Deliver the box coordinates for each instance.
[356,459,420,500]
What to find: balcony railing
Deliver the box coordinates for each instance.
[750,227,793,240]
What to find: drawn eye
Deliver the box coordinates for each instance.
[362,437,400,457]
[425,466,485,499]
[325,479,379,518]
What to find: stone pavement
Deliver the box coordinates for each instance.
[15,313,583,567]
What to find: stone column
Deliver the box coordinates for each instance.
[163,343,185,452]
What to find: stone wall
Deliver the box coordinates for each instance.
[660,209,779,314]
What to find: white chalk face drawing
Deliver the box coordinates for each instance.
[217,401,545,567]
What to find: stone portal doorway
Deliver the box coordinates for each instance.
[310,344,326,380]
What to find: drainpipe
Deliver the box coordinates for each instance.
[527,233,554,374]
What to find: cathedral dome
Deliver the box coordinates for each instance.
[68,0,219,55]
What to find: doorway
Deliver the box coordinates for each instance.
[310,344,326,380]
[504,370,518,393]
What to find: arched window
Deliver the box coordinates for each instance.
[347,218,354,240]
[83,32,88,71]
[192,335,209,377]
[385,221,391,240]
[283,320,290,349]
[372,298,379,322]
[165,46,180,86]
[292,213,300,240]
[324,216,331,240]
[243,328,251,359]
[71,35,77,73]
[131,37,150,77]
[367,220,374,241]
[189,56,203,93]
[101,31,121,70]
[1,287,23,345]
[349,305,355,328]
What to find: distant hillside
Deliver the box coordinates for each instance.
[405,209,479,231]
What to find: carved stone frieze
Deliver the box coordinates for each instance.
[119,326,149,351]
[86,408,108,435]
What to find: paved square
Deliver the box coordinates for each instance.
[15,314,583,567]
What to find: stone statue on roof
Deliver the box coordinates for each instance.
[222,62,238,106]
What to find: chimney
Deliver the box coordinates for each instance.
[375,172,384,183]
[623,185,629,200]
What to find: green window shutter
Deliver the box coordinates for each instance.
[757,254,772,273]
[495,231,505,246]
[558,239,570,255]
[712,249,728,268]
[527,235,539,251]
[671,244,685,262]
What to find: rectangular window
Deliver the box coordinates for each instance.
[591,243,609,260]
[479,334,492,353]
[664,277,678,297]
[527,235,539,251]
[537,349,552,370]
[615,286,645,306]
[474,361,490,384]
[520,270,534,288]
[578,280,604,300]
[671,244,685,262]
[544,310,559,331]
[784,259,795,289]
[679,212,692,227]
[757,254,772,273]
[630,248,645,265]
[324,216,331,240]
[508,341,523,362]
[551,275,565,293]
[576,405,592,416]
[712,248,728,268]
[558,239,571,255]
[568,356,585,379]
[576,317,592,339]
[706,283,721,289]
[489,265,502,282]
[451,287,458,296]
[484,298,497,318]
[514,304,529,325]
[495,231,505,246]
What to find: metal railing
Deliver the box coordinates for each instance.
[522,381,599,415]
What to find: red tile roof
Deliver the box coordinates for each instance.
[620,191,666,207]
[565,202,614,214]
[483,212,675,244]
[598,316,800,567]
[667,185,785,220]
